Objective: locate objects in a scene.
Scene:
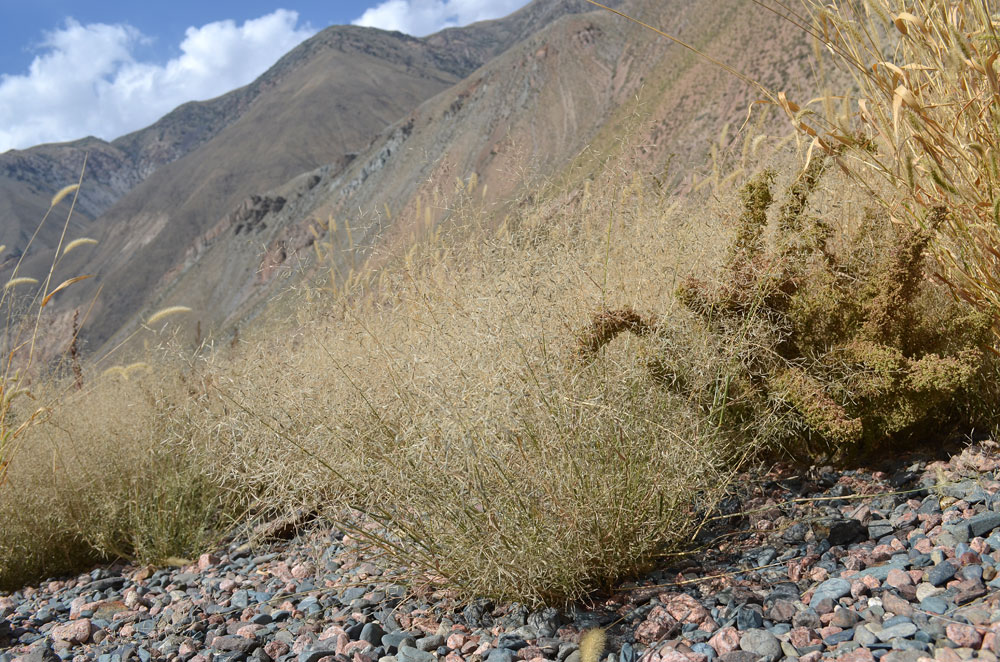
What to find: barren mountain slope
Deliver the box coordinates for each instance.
[124,0,817,348]
[0,36,335,260]
[12,0,619,358]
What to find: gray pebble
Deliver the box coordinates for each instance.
[792,608,821,629]
[868,520,894,539]
[557,644,578,662]
[969,512,1000,538]
[299,649,339,662]
[416,635,445,652]
[944,523,971,544]
[360,622,386,646]
[809,578,851,609]
[496,634,528,651]
[940,480,978,499]
[230,590,250,609]
[527,608,562,638]
[382,634,417,654]
[213,635,259,654]
[397,645,436,662]
[824,629,855,645]
[926,560,958,586]
[918,597,948,614]
[619,643,639,662]
[875,623,917,642]
[23,644,60,662]
[782,523,809,542]
[854,624,877,646]
[735,606,763,630]
[738,629,781,662]
[721,651,764,662]
[852,560,908,582]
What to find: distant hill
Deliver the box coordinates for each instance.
[126,0,816,351]
[2,0,817,361]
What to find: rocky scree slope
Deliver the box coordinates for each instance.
[5,446,1000,662]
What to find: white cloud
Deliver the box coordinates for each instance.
[353,0,529,37]
[0,10,315,152]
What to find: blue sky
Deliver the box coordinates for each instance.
[0,0,530,152]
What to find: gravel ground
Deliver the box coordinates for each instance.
[5,442,1000,662]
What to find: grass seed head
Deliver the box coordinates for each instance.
[147,306,192,326]
[580,629,607,662]
[50,184,79,207]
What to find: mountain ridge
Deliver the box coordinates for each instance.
[2,0,816,364]
[107,0,817,354]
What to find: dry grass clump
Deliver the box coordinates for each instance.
[7,0,1000,603]
[0,350,242,589]
[207,165,739,605]
[0,163,238,588]
[788,0,1000,330]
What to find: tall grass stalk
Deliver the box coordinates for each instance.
[788,0,1000,331]
[0,158,93,489]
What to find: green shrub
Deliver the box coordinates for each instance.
[582,160,998,463]
[671,163,996,462]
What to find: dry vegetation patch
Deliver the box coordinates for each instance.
[0,356,242,589]
[6,0,1000,601]
[206,167,738,605]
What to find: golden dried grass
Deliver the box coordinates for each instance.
[776,1,1000,334]
[201,151,770,604]
[147,306,193,326]
[62,237,98,257]
[49,184,79,208]
[3,277,39,290]
[0,354,242,587]
[0,159,92,490]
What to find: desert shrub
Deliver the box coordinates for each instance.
[648,161,996,463]
[576,0,1000,462]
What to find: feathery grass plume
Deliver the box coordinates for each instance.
[580,629,607,662]
[101,366,128,380]
[42,275,93,307]
[147,306,192,326]
[162,557,193,567]
[62,238,98,257]
[50,184,79,208]
[4,277,39,290]
[0,160,88,495]
[124,362,152,378]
